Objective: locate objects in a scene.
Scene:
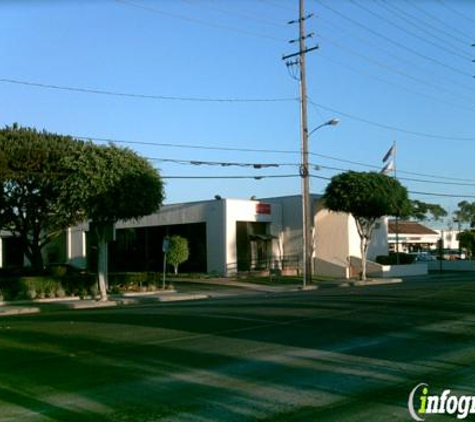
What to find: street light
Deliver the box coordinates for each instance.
[308,118,339,137]
[301,117,339,289]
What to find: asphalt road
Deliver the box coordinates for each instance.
[1,274,475,421]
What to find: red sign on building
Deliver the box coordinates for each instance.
[256,203,271,215]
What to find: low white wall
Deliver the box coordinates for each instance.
[350,256,428,278]
[428,260,475,272]
[370,263,428,278]
[314,258,349,279]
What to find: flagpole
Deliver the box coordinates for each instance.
[382,142,399,263]
[393,141,400,265]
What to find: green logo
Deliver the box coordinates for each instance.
[408,383,475,420]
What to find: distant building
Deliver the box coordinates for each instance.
[388,220,439,253]
[435,229,461,251]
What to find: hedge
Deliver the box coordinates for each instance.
[0,274,96,301]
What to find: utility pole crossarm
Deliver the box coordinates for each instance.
[282,46,318,61]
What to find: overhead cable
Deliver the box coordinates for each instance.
[0,77,297,103]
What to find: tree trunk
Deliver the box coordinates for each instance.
[96,225,108,301]
[360,237,367,281]
[174,264,178,275]
[30,244,44,273]
[21,235,44,273]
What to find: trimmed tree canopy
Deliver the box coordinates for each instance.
[63,142,164,223]
[0,125,83,269]
[323,171,411,220]
[63,141,164,300]
[166,235,189,275]
[0,124,164,278]
[323,171,410,280]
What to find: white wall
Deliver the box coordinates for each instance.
[116,199,227,274]
[223,199,281,275]
[315,209,351,269]
[315,210,388,272]
[314,258,349,278]
[68,224,88,269]
[117,198,282,275]
[436,230,460,250]
[369,263,428,278]
[64,195,391,278]
[428,260,475,272]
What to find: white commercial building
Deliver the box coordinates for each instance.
[0,195,389,279]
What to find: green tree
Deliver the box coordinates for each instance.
[0,125,83,271]
[457,231,475,259]
[64,142,164,300]
[166,235,189,275]
[323,171,411,280]
[410,200,447,222]
[454,201,475,229]
[0,125,164,299]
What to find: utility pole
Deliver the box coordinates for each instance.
[283,0,318,288]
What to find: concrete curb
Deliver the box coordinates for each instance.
[120,290,177,297]
[156,294,210,302]
[0,292,212,315]
[316,281,351,288]
[351,278,403,287]
[0,306,41,316]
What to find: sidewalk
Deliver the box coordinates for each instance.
[0,290,210,316]
[169,277,306,293]
[0,277,402,317]
[169,276,402,291]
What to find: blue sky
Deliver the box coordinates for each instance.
[1,0,475,227]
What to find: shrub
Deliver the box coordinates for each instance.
[107,272,160,292]
[376,253,416,266]
[0,273,96,301]
[48,265,68,278]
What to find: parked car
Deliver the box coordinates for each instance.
[442,249,466,260]
[410,252,436,262]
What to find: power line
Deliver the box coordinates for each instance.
[0,77,297,103]
[317,52,474,113]
[4,147,475,198]
[317,14,475,99]
[436,0,475,26]
[180,0,286,29]
[147,153,475,187]
[370,0,472,61]
[307,100,475,142]
[149,157,288,168]
[257,0,294,12]
[404,0,473,44]
[314,162,475,187]
[73,131,475,183]
[74,131,475,183]
[114,0,286,42]
[314,0,473,79]
[408,190,475,199]
[315,34,475,108]
[77,134,300,155]
[162,174,298,180]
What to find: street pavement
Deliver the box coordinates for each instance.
[0,274,474,421]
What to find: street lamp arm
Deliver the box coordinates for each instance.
[308,118,339,137]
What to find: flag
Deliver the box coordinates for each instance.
[381,160,394,175]
[383,144,395,163]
